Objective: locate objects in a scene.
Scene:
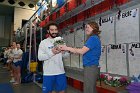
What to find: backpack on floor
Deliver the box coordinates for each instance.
[21,72,33,83]
[35,73,43,83]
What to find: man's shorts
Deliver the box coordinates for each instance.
[3,58,8,64]
[13,61,21,67]
[42,73,67,93]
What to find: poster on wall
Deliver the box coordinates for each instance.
[97,15,115,45]
[62,34,71,67]
[66,31,75,47]
[128,43,140,77]
[63,56,71,67]
[75,26,85,47]
[71,54,80,68]
[62,33,68,45]
[116,8,139,44]
[107,44,127,76]
[99,46,107,72]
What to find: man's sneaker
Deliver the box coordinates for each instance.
[10,78,15,83]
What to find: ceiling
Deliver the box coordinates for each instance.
[0,0,39,10]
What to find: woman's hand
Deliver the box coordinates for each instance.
[58,45,68,51]
[60,46,89,55]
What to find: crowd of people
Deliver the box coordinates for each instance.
[1,42,23,85]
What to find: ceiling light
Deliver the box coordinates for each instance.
[18,1,25,6]
[8,0,15,5]
[28,3,34,8]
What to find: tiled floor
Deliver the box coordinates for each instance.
[0,62,82,93]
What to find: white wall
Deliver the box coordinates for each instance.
[14,7,35,31]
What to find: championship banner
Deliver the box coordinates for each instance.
[52,12,57,21]
[60,6,66,16]
[67,0,76,11]
[77,11,85,22]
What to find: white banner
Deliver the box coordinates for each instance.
[116,8,139,44]
[129,43,140,77]
[107,44,127,76]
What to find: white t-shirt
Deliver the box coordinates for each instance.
[4,50,8,58]
[7,49,12,57]
[38,38,65,76]
[13,49,23,63]
[7,49,14,63]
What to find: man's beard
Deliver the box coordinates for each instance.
[49,32,59,38]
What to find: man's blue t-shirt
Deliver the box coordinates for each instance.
[83,35,101,66]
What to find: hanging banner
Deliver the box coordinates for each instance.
[94,3,103,15]
[71,54,80,68]
[61,21,67,29]
[98,15,115,45]
[101,0,114,12]
[51,0,129,29]
[73,15,77,24]
[67,0,76,11]
[99,46,107,72]
[76,0,86,6]
[81,0,86,4]
[57,0,65,8]
[40,20,46,27]
[52,12,57,21]
[107,44,127,76]
[67,18,73,26]
[84,8,91,19]
[90,6,96,16]
[59,22,63,29]
[129,43,140,77]
[45,16,49,24]
[74,25,85,47]
[76,0,81,6]
[49,14,52,21]
[77,11,85,22]
[90,0,113,16]
[116,8,139,44]
[116,0,129,6]
[56,10,60,18]
[60,6,66,16]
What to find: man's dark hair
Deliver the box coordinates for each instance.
[45,21,59,30]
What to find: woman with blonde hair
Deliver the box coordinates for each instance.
[59,21,101,93]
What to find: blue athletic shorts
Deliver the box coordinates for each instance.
[42,73,67,93]
[13,61,21,67]
[4,58,8,64]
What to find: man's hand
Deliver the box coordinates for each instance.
[52,47,61,55]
